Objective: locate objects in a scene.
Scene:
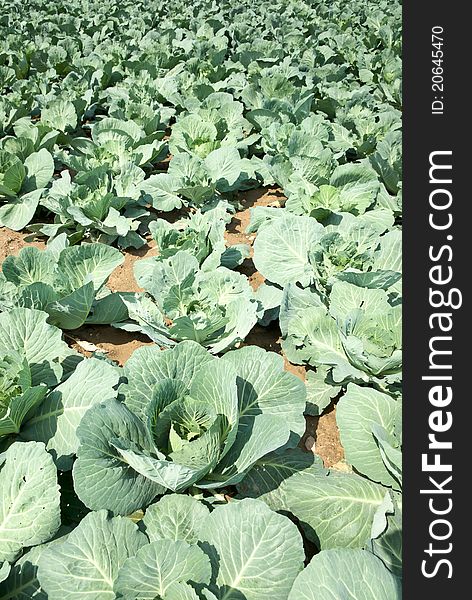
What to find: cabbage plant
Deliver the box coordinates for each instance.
[253,211,400,296]
[280,280,402,395]
[141,147,270,212]
[169,92,259,158]
[72,341,306,514]
[0,237,125,329]
[32,167,149,248]
[0,307,79,443]
[138,206,249,275]
[119,250,259,353]
[0,146,54,231]
[56,117,167,174]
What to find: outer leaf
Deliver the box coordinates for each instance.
[57,244,124,292]
[0,528,70,599]
[236,448,323,509]
[114,540,211,600]
[22,358,120,470]
[305,367,341,416]
[2,247,55,286]
[0,189,43,231]
[288,549,401,600]
[73,399,163,515]
[221,345,306,439]
[371,498,402,577]
[200,499,304,600]
[22,149,54,193]
[0,442,60,562]
[121,342,214,418]
[253,214,323,287]
[41,101,77,132]
[280,469,386,549]
[46,282,96,330]
[142,494,210,543]
[0,308,73,385]
[372,423,402,488]
[337,384,400,488]
[204,147,242,188]
[165,582,200,600]
[37,511,147,600]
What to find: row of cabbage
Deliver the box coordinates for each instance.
[0,0,402,598]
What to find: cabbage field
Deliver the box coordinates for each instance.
[0,0,402,598]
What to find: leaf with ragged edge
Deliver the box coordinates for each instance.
[305,367,341,416]
[114,539,211,600]
[46,281,96,330]
[279,468,387,549]
[0,442,60,563]
[337,384,400,488]
[21,358,120,470]
[199,499,304,600]
[142,494,210,544]
[0,385,47,437]
[288,549,401,600]
[0,308,75,386]
[37,511,147,600]
[73,399,163,515]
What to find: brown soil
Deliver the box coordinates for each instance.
[0,229,45,262]
[0,186,344,467]
[303,408,345,468]
[67,326,154,366]
[107,240,157,294]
